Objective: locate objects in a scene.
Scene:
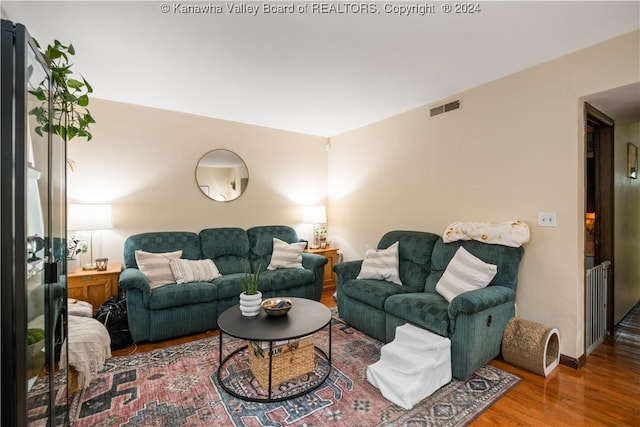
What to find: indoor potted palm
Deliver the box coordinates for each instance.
[239,261,262,316]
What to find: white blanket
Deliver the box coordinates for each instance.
[60,315,111,389]
[67,299,93,317]
[443,220,530,248]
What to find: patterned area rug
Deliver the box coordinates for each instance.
[29,311,520,426]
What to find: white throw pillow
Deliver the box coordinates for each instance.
[356,241,402,285]
[134,250,182,289]
[169,258,222,284]
[435,247,497,302]
[267,238,306,270]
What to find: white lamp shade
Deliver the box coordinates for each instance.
[302,205,327,224]
[68,204,113,231]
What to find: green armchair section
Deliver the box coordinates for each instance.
[120,226,327,343]
[334,230,524,380]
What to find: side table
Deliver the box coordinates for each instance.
[305,246,339,289]
[67,264,121,311]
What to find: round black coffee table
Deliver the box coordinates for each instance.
[217,297,332,402]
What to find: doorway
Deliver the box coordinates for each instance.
[584,103,615,343]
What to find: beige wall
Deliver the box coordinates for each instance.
[328,31,639,360]
[614,121,640,323]
[67,100,329,267]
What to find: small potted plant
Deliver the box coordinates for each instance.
[239,261,262,316]
[67,236,87,273]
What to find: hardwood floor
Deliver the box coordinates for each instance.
[113,293,640,426]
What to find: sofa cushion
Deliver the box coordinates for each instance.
[377,231,441,292]
[435,247,497,302]
[357,241,402,285]
[134,250,182,288]
[147,281,218,310]
[199,228,249,274]
[169,258,222,284]
[341,278,415,310]
[268,238,306,270]
[212,273,248,299]
[247,225,300,268]
[124,232,201,269]
[426,239,525,293]
[384,293,450,336]
[262,268,315,291]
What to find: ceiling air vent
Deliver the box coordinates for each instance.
[430,99,461,117]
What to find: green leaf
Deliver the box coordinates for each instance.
[67,126,78,140]
[68,43,75,55]
[82,77,93,93]
[47,46,62,60]
[77,95,89,107]
[85,111,96,124]
[29,88,47,101]
[66,78,83,90]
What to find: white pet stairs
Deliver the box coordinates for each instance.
[367,323,452,410]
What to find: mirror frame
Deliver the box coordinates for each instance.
[195,149,249,202]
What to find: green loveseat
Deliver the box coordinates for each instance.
[334,230,524,380]
[119,225,327,343]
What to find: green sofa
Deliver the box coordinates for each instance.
[334,230,524,380]
[119,225,327,343]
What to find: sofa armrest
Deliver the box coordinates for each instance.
[448,285,515,318]
[119,268,151,299]
[301,252,328,301]
[301,252,327,272]
[333,260,363,285]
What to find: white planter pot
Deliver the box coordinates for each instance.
[67,258,81,274]
[239,291,262,317]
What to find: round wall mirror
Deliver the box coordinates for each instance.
[195,149,249,202]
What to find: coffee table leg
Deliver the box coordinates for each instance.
[328,318,332,364]
[219,331,223,370]
[268,341,273,400]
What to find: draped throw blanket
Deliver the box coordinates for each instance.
[443,220,530,248]
[60,315,111,389]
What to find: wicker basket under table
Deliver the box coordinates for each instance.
[249,337,315,388]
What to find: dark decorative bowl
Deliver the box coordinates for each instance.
[261,298,292,316]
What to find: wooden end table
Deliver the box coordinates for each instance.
[304,246,339,289]
[67,264,121,311]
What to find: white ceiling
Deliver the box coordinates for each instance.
[2,1,639,136]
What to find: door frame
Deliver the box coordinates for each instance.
[584,103,615,339]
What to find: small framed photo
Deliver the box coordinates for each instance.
[627,143,637,179]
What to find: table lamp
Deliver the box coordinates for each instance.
[68,204,113,270]
[302,205,326,248]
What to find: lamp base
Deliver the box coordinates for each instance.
[82,263,98,271]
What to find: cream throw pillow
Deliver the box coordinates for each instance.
[267,238,306,270]
[169,258,222,284]
[435,246,497,302]
[134,249,182,289]
[356,241,402,285]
